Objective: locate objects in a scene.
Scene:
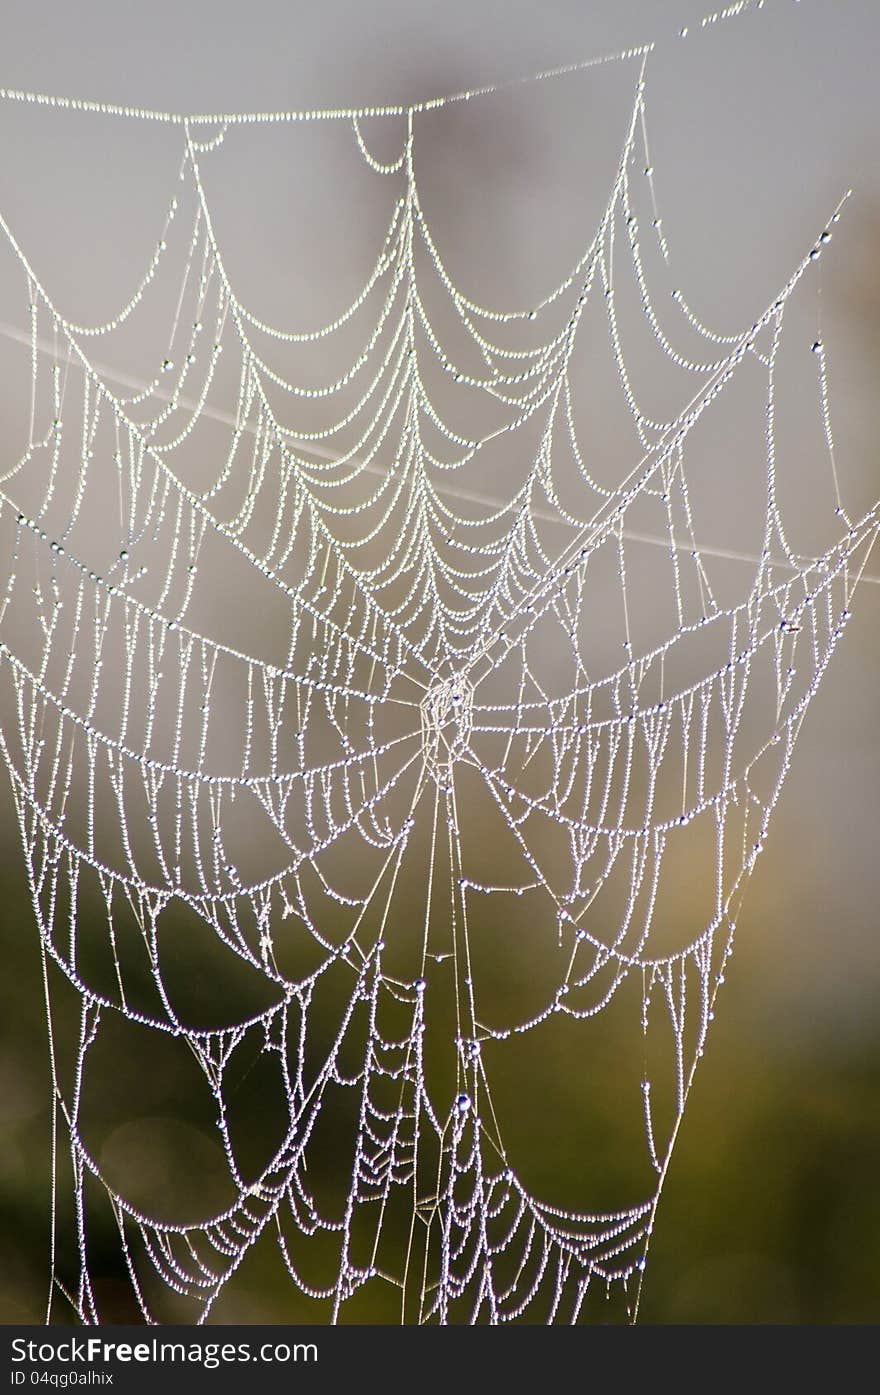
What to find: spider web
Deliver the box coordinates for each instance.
[0,15,877,1327]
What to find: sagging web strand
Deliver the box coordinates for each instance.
[0,51,876,1326]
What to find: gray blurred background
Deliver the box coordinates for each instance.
[0,0,878,1323]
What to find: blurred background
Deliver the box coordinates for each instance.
[0,0,878,1324]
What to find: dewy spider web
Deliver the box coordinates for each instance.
[0,10,877,1326]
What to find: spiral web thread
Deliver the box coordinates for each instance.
[0,25,877,1327]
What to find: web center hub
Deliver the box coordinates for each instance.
[420,673,474,779]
